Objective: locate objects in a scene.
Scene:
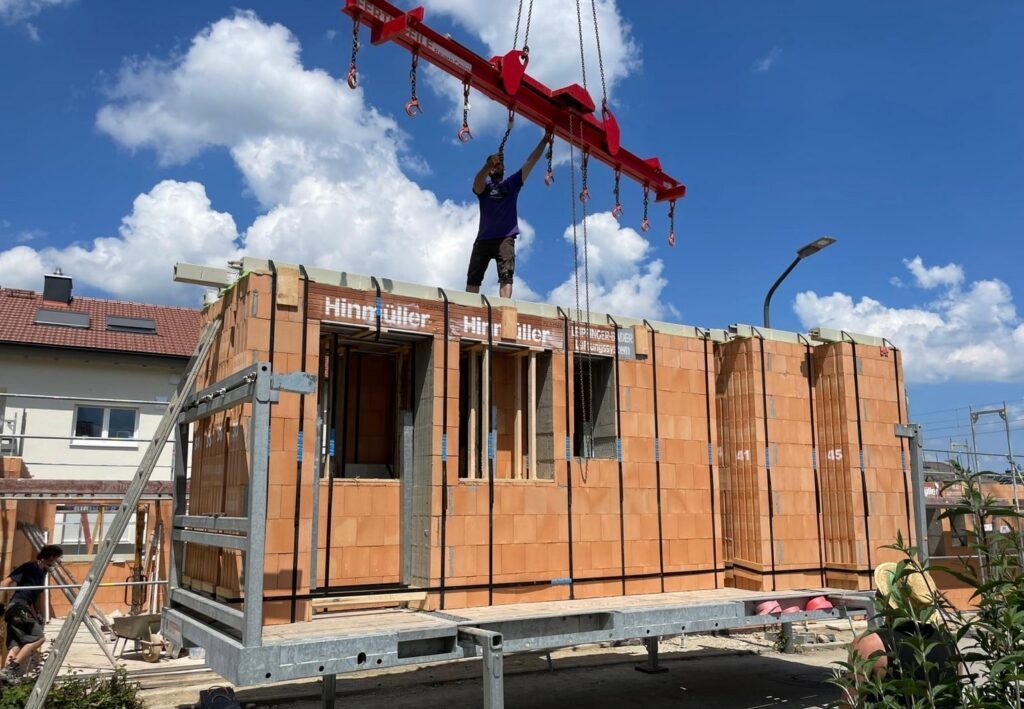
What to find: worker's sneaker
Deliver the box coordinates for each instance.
[0,660,22,685]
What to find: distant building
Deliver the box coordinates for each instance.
[0,272,200,478]
[0,272,199,579]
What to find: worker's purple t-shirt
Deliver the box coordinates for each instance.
[475,170,524,240]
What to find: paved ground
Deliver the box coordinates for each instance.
[137,623,861,708]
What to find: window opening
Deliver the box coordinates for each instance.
[573,355,616,459]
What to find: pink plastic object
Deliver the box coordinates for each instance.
[805,596,834,612]
[780,605,803,615]
[756,600,782,616]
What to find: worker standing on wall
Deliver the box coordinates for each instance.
[466,129,552,299]
[0,544,63,685]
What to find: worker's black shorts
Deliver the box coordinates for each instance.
[467,236,515,287]
[3,603,43,649]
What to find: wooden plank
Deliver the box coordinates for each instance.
[514,357,522,479]
[276,266,300,307]
[500,307,517,341]
[528,352,537,481]
[482,349,490,479]
[633,324,649,357]
[468,351,478,480]
[312,591,428,612]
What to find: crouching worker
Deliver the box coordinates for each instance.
[466,130,552,299]
[0,544,63,684]
[839,561,964,708]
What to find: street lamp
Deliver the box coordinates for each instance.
[762,236,836,328]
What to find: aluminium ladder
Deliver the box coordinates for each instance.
[24,319,221,709]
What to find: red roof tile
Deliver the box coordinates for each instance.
[0,288,201,358]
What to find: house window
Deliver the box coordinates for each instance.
[573,355,616,459]
[53,505,137,559]
[459,348,553,480]
[73,406,138,440]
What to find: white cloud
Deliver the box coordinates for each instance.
[2,9,662,315]
[420,0,641,135]
[794,258,1024,383]
[0,181,240,303]
[25,20,38,40]
[547,212,668,319]
[754,46,782,73]
[16,229,44,243]
[0,0,72,24]
[0,246,45,289]
[903,255,964,289]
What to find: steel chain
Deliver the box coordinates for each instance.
[590,0,608,105]
[405,53,421,116]
[668,199,677,247]
[346,14,360,89]
[458,81,473,142]
[575,0,588,91]
[498,108,515,156]
[641,186,650,232]
[612,168,623,218]
[544,134,555,185]
[579,152,590,203]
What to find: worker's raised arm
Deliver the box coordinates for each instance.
[0,575,13,606]
[521,130,552,182]
[473,154,499,195]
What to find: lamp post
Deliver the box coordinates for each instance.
[762,236,836,329]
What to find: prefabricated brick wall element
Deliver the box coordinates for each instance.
[809,329,912,591]
[179,258,734,625]
[714,326,827,592]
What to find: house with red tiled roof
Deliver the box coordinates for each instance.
[0,272,200,571]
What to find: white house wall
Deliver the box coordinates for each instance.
[0,347,185,481]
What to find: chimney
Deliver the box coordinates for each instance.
[43,269,73,304]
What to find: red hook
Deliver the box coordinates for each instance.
[544,168,554,186]
[612,203,624,220]
[405,98,422,117]
[667,231,676,247]
[579,187,590,203]
[458,126,473,143]
[640,218,650,233]
[346,67,358,90]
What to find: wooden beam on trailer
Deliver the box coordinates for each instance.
[529,352,537,481]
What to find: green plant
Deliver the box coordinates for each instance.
[831,468,1024,707]
[0,667,145,708]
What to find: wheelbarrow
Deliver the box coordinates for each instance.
[111,612,164,662]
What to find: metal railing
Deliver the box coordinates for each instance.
[167,362,315,648]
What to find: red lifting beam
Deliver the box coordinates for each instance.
[342,0,686,204]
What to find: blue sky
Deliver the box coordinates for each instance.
[1,1,1022,454]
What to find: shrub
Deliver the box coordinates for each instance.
[0,667,144,708]
[832,468,1024,707]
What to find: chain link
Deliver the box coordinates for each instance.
[405,53,421,116]
[497,108,515,156]
[575,0,588,91]
[667,199,677,247]
[579,152,590,203]
[346,14,360,89]
[641,186,650,232]
[612,168,623,218]
[458,81,473,142]
[590,0,608,105]
[513,0,524,50]
[568,113,592,463]
[544,134,554,186]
